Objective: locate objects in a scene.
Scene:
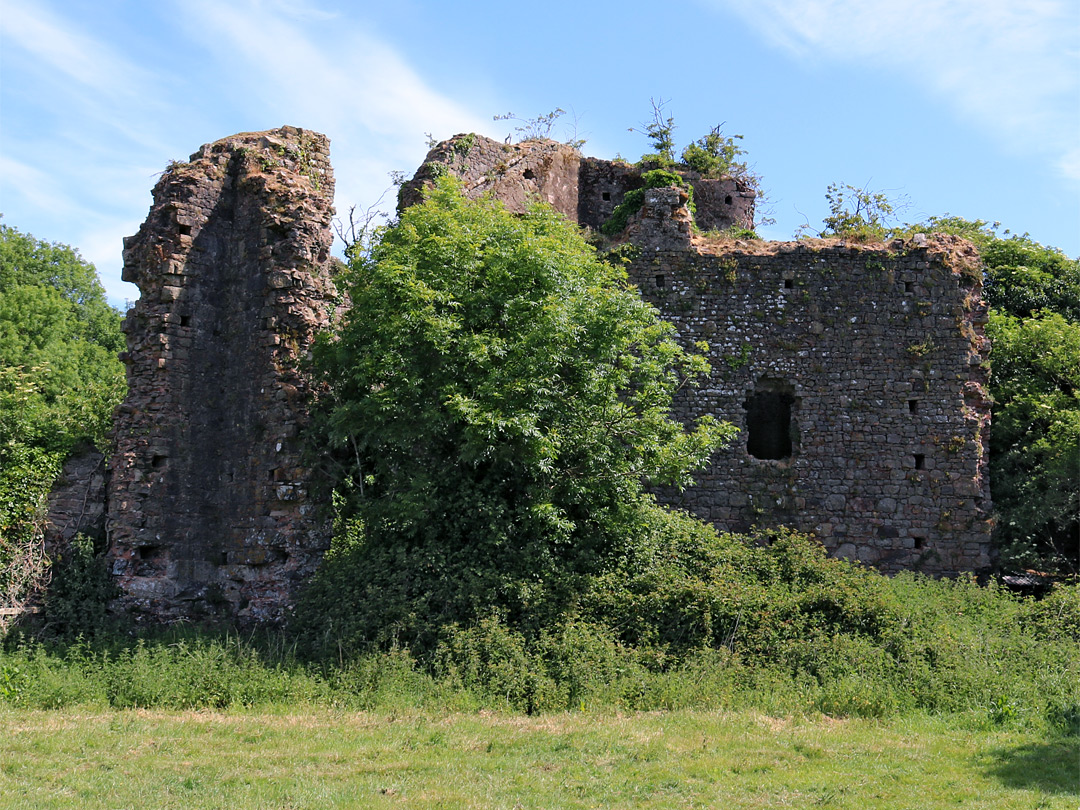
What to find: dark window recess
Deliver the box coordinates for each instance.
[914,453,925,469]
[784,279,794,289]
[178,224,191,236]
[904,281,913,293]
[151,454,167,469]
[724,195,733,205]
[744,384,797,460]
[137,545,159,560]
[655,274,666,288]
[912,536,926,549]
[602,191,611,201]
[180,315,191,327]
[523,169,535,180]
[908,399,919,413]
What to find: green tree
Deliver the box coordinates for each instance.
[0,223,125,628]
[297,178,734,653]
[0,223,125,453]
[680,124,748,180]
[631,97,678,167]
[808,182,903,241]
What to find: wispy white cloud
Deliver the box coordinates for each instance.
[1,0,149,101]
[0,155,76,215]
[706,0,1080,181]
[176,0,489,218]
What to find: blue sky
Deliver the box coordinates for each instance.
[2,0,1077,307]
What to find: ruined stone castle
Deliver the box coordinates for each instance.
[47,127,993,624]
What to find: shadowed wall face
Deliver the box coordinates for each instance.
[106,127,337,623]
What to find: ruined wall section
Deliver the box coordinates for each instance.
[399,135,755,233]
[45,448,107,554]
[628,189,993,574]
[107,127,337,623]
[398,135,581,218]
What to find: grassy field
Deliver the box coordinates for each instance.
[1,708,1075,809]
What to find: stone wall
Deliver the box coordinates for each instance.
[398,134,756,233]
[92,127,992,630]
[106,127,337,623]
[45,447,107,553]
[403,141,992,575]
[625,189,993,574]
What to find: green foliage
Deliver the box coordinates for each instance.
[625,101,760,194]
[630,97,677,166]
[986,309,1079,572]
[296,177,733,655]
[0,435,59,624]
[0,223,125,628]
[681,124,748,179]
[42,533,118,637]
[809,182,903,241]
[0,223,125,453]
[0,570,1076,730]
[600,169,695,236]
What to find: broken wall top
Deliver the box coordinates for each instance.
[399,133,756,233]
[108,126,337,624]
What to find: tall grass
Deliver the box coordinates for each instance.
[3,571,1077,736]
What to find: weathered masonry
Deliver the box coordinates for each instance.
[106,127,337,622]
[412,135,993,574]
[624,189,993,574]
[93,127,992,625]
[398,133,757,233]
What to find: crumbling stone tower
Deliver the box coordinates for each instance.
[107,127,337,623]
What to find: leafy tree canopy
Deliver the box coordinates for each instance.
[0,223,125,624]
[297,178,735,652]
[0,222,125,453]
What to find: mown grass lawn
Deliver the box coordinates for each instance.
[1,708,1075,809]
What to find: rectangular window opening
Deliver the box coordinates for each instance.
[602,191,611,201]
[784,279,794,289]
[912,536,926,549]
[655,274,666,288]
[904,281,913,293]
[744,382,797,461]
[908,399,919,413]
[914,453,925,470]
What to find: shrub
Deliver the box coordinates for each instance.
[42,532,117,637]
[601,169,696,236]
[296,177,732,656]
